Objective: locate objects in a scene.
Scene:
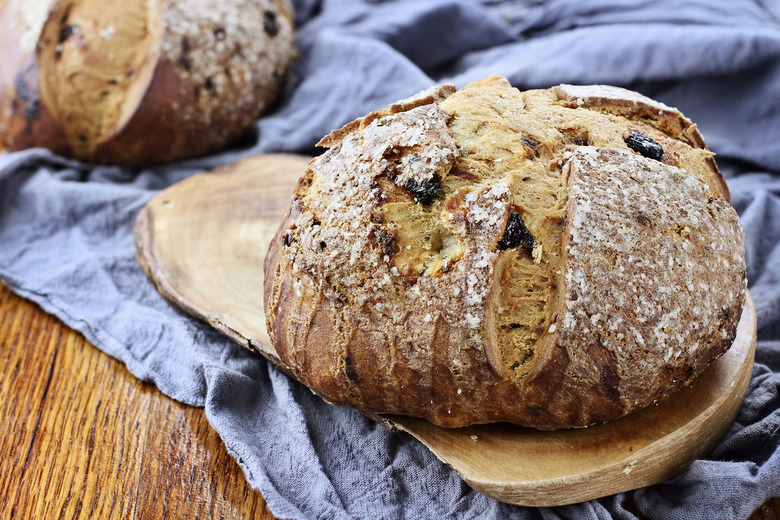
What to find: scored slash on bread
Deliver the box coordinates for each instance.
[264,75,746,430]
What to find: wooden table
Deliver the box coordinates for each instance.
[0,281,777,519]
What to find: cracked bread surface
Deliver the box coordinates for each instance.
[264,75,746,429]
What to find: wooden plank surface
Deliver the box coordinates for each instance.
[0,282,275,520]
[0,281,777,518]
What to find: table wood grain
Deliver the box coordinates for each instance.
[0,282,275,520]
[0,281,777,519]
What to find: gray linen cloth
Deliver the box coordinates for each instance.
[1,1,779,518]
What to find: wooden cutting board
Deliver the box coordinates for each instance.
[134,154,757,507]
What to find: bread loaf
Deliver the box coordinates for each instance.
[263,76,746,430]
[0,0,295,165]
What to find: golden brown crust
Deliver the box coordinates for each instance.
[0,0,296,166]
[264,76,746,429]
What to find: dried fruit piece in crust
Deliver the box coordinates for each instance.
[553,83,705,148]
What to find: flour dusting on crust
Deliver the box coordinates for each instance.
[561,147,746,404]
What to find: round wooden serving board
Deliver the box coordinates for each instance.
[134,154,757,507]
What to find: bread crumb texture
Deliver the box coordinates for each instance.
[0,0,295,165]
[264,76,747,429]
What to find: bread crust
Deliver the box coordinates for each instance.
[264,77,746,429]
[0,0,295,165]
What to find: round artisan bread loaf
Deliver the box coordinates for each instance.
[0,0,295,165]
[263,75,747,430]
